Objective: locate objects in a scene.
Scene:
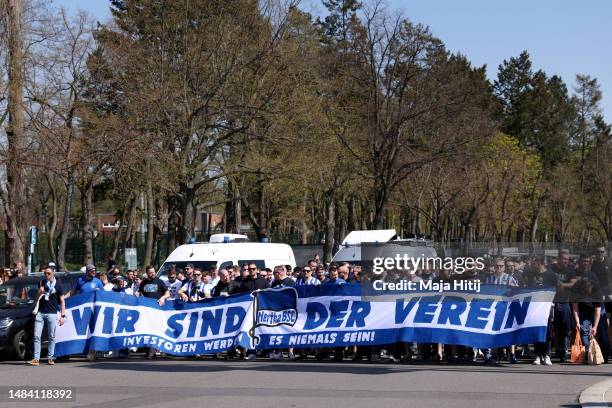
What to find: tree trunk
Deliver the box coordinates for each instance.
[175,183,196,245]
[233,193,241,234]
[80,182,94,265]
[123,192,138,249]
[300,195,309,244]
[57,175,74,270]
[323,194,335,263]
[143,184,155,267]
[167,206,177,254]
[2,0,27,265]
[347,196,355,232]
[45,177,58,263]
[224,180,236,234]
[111,199,129,261]
[373,189,386,229]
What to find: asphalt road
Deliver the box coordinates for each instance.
[0,357,610,408]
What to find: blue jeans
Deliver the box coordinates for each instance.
[34,313,57,360]
[579,319,593,355]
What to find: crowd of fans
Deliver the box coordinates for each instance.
[18,245,612,365]
[0,261,25,285]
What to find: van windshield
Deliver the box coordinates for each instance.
[158,261,218,277]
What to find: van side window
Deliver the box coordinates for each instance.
[238,260,265,269]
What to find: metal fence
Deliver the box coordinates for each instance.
[0,230,607,271]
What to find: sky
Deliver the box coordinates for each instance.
[55,0,612,122]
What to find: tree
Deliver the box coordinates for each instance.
[581,117,612,241]
[27,8,96,269]
[1,0,28,265]
[571,74,603,190]
[95,0,300,250]
[333,3,494,228]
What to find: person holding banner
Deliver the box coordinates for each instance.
[322,266,346,285]
[526,258,557,365]
[271,265,296,288]
[165,268,183,300]
[64,264,103,361]
[212,269,241,296]
[28,266,66,366]
[296,266,320,286]
[239,263,271,293]
[137,266,170,359]
[270,265,295,360]
[179,269,207,302]
[485,258,519,364]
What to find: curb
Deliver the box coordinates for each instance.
[579,378,612,407]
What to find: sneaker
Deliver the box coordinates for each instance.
[388,356,399,363]
[86,351,95,362]
[543,356,553,366]
[47,359,55,365]
[28,359,39,366]
[288,352,296,360]
[509,353,517,364]
[245,353,257,360]
[146,349,155,360]
[532,356,541,365]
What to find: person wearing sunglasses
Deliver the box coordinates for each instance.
[179,269,207,302]
[181,264,195,285]
[243,263,270,292]
[296,266,320,286]
[29,266,66,366]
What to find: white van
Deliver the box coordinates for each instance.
[157,238,296,278]
[332,229,437,265]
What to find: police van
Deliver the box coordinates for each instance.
[331,229,437,266]
[157,234,296,278]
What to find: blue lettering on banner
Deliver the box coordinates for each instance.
[465,299,493,329]
[414,296,442,324]
[201,309,223,336]
[55,285,554,357]
[505,296,531,329]
[437,296,466,326]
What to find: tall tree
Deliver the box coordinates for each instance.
[1,0,28,265]
[571,74,603,190]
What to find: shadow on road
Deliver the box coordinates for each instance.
[46,359,612,377]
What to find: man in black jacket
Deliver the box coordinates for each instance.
[212,269,241,297]
[239,263,270,293]
[271,265,295,288]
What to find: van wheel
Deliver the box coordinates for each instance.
[12,330,32,361]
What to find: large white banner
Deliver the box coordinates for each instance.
[54,284,555,357]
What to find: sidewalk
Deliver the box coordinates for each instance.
[580,378,612,407]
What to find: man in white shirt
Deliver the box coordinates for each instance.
[165,269,183,300]
[296,267,320,286]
